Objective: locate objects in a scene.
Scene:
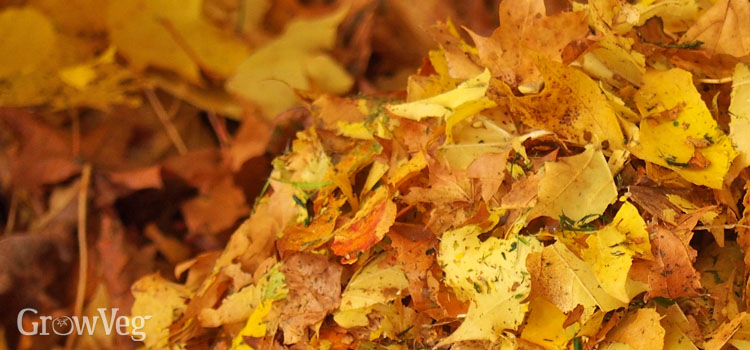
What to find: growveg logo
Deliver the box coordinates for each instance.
[17,308,151,341]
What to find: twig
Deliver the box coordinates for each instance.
[3,190,17,234]
[694,224,750,230]
[146,89,188,155]
[696,77,733,84]
[65,164,92,350]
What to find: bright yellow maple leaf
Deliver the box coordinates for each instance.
[231,264,288,350]
[437,225,542,345]
[107,0,250,83]
[226,6,353,118]
[632,68,738,189]
[582,201,651,302]
[604,308,666,350]
[530,146,618,222]
[0,7,56,79]
[527,241,628,317]
[521,297,579,350]
[387,69,495,142]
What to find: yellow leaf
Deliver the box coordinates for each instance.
[230,264,288,350]
[107,0,250,83]
[437,226,542,345]
[632,68,738,189]
[226,6,352,117]
[333,254,409,328]
[730,63,750,170]
[231,300,274,350]
[107,0,201,82]
[130,274,190,350]
[510,59,625,149]
[582,229,634,302]
[530,146,618,222]
[0,7,56,79]
[704,313,748,350]
[521,297,579,350]
[679,0,750,58]
[581,202,651,301]
[605,308,666,350]
[527,241,628,316]
[199,263,286,327]
[583,35,646,87]
[660,305,699,350]
[387,69,494,140]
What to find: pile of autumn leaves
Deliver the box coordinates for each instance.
[131,0,750,349]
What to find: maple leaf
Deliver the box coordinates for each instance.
[647,226,703,299]
[632,68,737,189]
[602,308,666,350]
[278,253,342,344]
[468,0,589,90]
[527,241,629,316]
[521,297,579,350]
[507,58,626,149]
[386,69,495,142]
[581,201,651,302]
[226,6,353,117]
[680,0,750,58]
[333,253,409,328]
[330,186,397,263]
[107,0,250,83]
[529,146,618,223]
[130,274,190,349]
[437,225,542,345]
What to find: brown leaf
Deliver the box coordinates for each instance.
[388,224,438,314]
[647,225,703,299]
[0,108,79,189]
[279,253,343,344]
[468,0,589,88]
[181,176,250,235]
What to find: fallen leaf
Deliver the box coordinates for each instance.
[647,226,703,299]
[333,253,409,328]
[530,146,618,222]
[130,274,190,349]
[582,201,652,301]
[632,68,737,189]
[226,6,353,117]
[508,59,626,149]
[468,0,589,89]
[437,225,542,345]
[527,241,628,315]
[604,308,666,350]
[521,297,579,350]
[680,0,750,58]
[330,186,397,263]
[278,253,342,344]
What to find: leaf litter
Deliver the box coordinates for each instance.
[4,0,750,350]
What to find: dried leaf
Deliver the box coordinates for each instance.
[530,146,618,222]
